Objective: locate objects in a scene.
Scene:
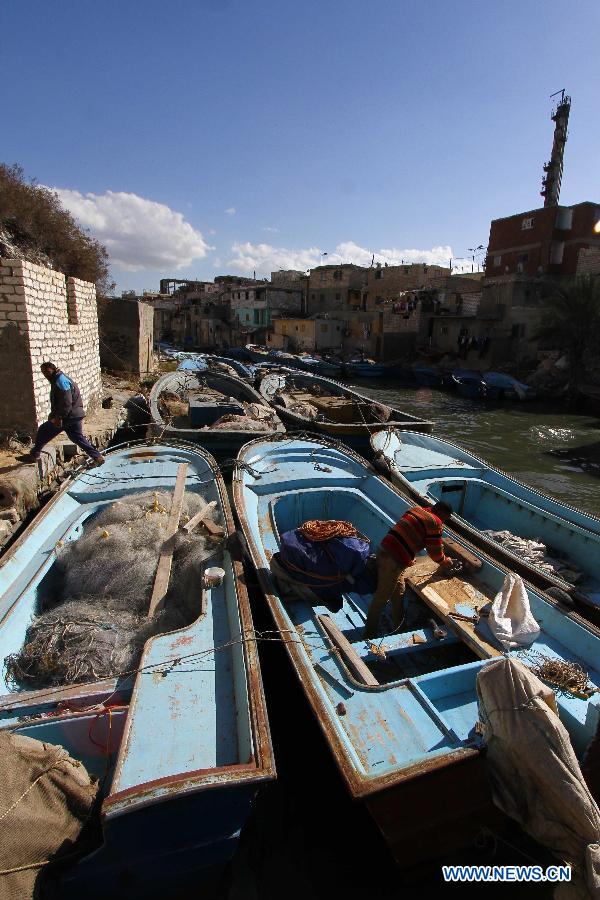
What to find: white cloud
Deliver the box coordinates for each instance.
[227,240,453,276]
[262,226,279,233]
[51,187,212,272]
[225,207,236,215]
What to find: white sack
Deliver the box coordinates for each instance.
[477,657,600,899]
[488,572,540,649]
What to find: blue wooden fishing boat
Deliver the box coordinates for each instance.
[245,344,272,363]
[371,429,600,622]
[177,354,255,379]
[233,434,600,866]
[266,350,343,378]
[149,369,285,459]
[412,363,446,388]
[257,368,433,455]
[451,369,484,398]
[343,358,385,378]
[0,442,274,896]
[480,371,536,401]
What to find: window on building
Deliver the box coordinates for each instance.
[301,324,305,331]
[320,324,327,333]
[335,293,341,301]
[521,217,534,230]
[511,323,526,338]
[493,255,502,266]
[245,313,250,321]
[333,270,341,280]
[336,325,340,331]
[375,269,382,279]
[295,326,298,331]
[320,294,325,302]
[311,293,316,300]
[550,241,565,265]
[245,291,249,300]
[441,326,449,335]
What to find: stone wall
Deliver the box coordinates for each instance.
[0,259,102,433]
[98,299,154,374]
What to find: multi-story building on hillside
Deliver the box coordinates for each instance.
[485,202,600,278]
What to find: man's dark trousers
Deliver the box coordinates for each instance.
[32,417,101,460]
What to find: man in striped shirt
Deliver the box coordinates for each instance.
[364,502,454,638]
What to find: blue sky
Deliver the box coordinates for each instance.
[1,0,598,292]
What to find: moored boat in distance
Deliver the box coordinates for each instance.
[372,428,600,623]
[342,357,385,378]
[245,343,272,363]
[149,369,285,459]
[177,354,255,379]
[257,368,433,455]
[0,442,274,896]
[233,434,600,867]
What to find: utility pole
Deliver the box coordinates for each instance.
[467,246,484,273]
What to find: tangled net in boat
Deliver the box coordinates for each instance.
[298,520,358,542]
[4,491,223,689]
[528,654,596,697]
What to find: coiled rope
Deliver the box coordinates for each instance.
[298,520,357,542]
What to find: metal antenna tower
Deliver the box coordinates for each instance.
[540,89,571,207]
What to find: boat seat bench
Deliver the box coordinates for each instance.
[405,559,502,659]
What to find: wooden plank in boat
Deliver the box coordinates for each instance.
[182,500,224,537]
[405,559,502,660]
[0,678,119,712]
[443,538,482,571]
[148,462,188,617]
[318,614,379,686]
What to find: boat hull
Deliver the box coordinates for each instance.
[149,369,285,459]
[0,441,275,894]
[258,369,433,456]
[371,428,600,624]
[233,434,600,866]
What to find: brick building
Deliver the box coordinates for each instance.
[485,201,600,278]
[267,315,344,351]
[230,284,303,343]
[306,264,367,315]
[364,262,450,309]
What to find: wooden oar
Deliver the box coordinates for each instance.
[148,463,188,617]
[318,614,378,686]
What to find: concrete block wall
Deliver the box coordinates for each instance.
[0,259,102,433]
[577,247,600,276]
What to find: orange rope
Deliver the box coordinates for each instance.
[298,520,357,542]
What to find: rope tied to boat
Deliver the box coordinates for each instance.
[298,520,357,541]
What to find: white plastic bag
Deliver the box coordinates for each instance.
[488,572,540,649]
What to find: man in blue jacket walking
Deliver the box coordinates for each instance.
[23,362,105,465]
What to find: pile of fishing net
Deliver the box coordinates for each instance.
[210,402,277,431]
[5,491,223,689]
[483,529,583,584]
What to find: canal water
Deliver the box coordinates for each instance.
[350,380,600,516]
